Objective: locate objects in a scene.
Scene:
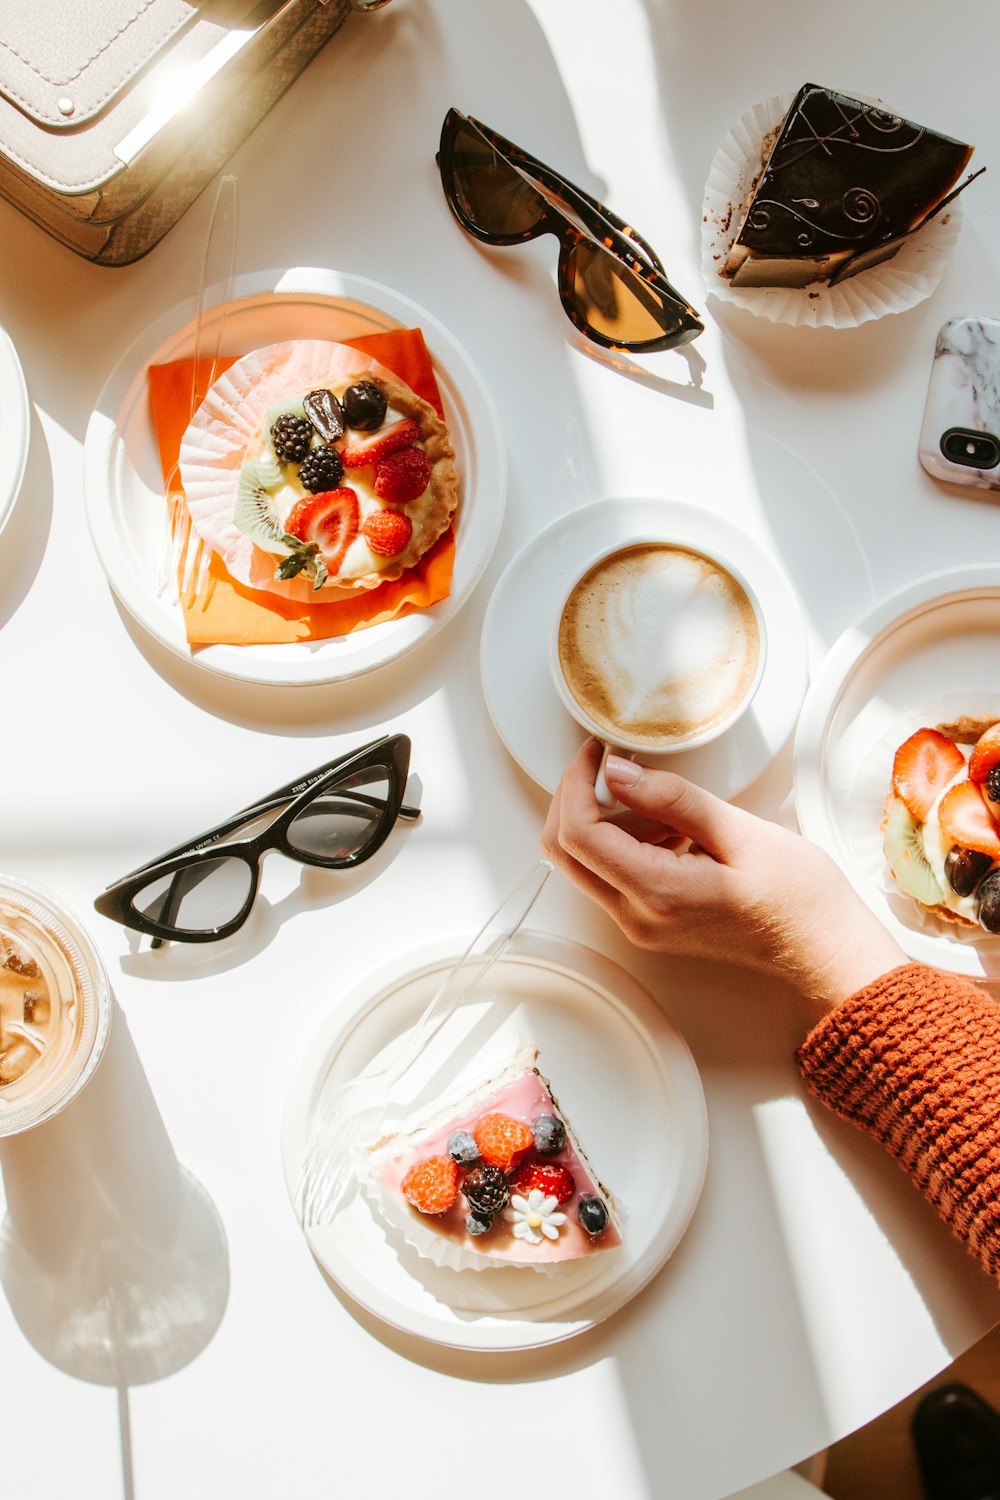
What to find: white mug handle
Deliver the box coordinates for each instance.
[594,742,636,810]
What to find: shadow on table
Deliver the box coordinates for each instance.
[0,1002,229,1498]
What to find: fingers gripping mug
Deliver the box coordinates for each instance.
[549,539,767,806]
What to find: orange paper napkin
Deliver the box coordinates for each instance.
[147,328,456,647]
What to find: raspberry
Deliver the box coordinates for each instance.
[473,1112,534,1173]
[340,417,420,468]
[510,1161,575,1204]
[363,509,413,557]
[401,1155,459,1215]
[374,447,431,503]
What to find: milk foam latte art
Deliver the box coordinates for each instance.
[555,543,764,749]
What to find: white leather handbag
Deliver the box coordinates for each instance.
[0,0,386,264]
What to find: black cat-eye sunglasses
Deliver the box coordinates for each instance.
[436,107,703,353]
[94,735,417,945]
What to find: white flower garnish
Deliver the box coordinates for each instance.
[504,1188,567,1245]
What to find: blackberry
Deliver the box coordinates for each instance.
[532,1114,566,1155]
[577,1195,609,1236]
[987,765,1000,803]
[342,381,387,431]
[270,413,312,463]
[447,1129,481,1168]
[463,1165,509,1217]
[298,446,344,494]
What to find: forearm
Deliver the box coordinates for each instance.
[796,963,1000,1279]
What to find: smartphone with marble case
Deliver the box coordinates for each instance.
[919,317,1000,490]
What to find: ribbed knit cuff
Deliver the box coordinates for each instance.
[796,963,1000,1281]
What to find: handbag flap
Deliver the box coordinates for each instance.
[0,0,201,128]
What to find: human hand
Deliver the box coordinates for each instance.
[541,741,907,1013]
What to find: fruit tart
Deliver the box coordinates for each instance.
[178,339,459,600]
[882,716,1000,933]
[364,1049,622,1272]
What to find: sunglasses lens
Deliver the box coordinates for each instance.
[131,856,253,937]
[286,765,395,862]
[569,242,691,348]
[447,120,547,238]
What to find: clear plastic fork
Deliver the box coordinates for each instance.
[155,174,240,604]
[296,858,553,1229]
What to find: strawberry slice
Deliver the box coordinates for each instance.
[284,487,359,572]
[937,780,1000,858]
[340,418,420,469]
[969,723,1000,783]
[892,728,966,821]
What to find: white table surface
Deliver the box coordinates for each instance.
[1,1,999,1496]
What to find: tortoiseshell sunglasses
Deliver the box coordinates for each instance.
[436,108,703,354]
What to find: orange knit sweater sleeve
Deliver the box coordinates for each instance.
[796,962,1000,1280]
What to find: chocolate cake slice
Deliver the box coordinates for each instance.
[723,84,977,288]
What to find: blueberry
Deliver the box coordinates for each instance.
[465,1211,493,1237]
[578,1195,609,1236]
[532,1114,566,1155]
[447,1129,480,1168]
[463,1165,509,1216]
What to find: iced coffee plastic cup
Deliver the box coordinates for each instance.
[0,875,112,1135]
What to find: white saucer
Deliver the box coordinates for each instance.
[794,565,1000,978]
[480,498,808,799]
[0,325,30,540]
[281,931,708,1351]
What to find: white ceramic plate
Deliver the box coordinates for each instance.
[83,268,506,684]
[793,567,1000,977]
[480,497,809,799]
[281,931,708,1351]
[0,325,30,539]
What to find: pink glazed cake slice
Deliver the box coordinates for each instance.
[365,1050,622,1272]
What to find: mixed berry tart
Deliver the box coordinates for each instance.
[882,715,1000,933]
[179,339,459,599]
[364,1049,622,1272]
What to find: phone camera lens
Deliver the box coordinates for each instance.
[941,427,1000,470]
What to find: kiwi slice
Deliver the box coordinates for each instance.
[883,796,947,907]
[234,460,289,556]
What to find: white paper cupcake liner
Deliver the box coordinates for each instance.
[701,91,963,329]
[177,339,396,602]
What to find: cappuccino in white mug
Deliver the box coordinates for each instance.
[556,542,762,749]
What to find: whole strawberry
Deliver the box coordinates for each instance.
[510,1161,575,1204]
